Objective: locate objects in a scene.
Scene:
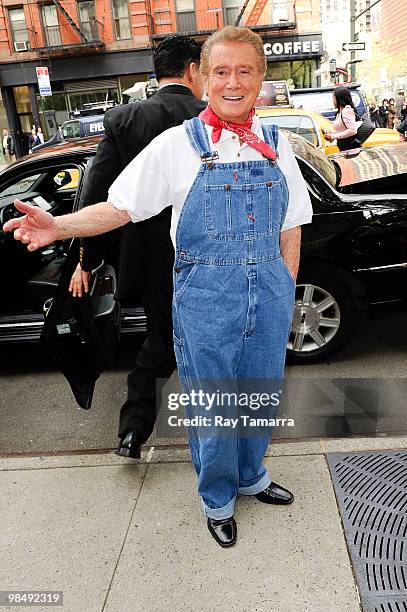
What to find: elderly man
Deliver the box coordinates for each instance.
[4,26,312,548]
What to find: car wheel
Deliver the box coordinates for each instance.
[286,267,359,364]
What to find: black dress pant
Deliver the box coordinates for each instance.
[118,291,176,444]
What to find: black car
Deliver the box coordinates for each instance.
[0,134,406,367]
[0,137,145,350]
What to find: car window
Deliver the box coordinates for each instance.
[291,92,335,114]
[287,131,339,188]
[53,168,80,191]
[260,115,302,133]
[0,174,41,198]
[298,116,319,146]
[63,121,80,139]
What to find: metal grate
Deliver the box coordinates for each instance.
[327,450,407,611]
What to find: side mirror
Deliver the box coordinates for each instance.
[54,170,72,188]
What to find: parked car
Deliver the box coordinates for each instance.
[32,115,106,152]
[256,107,403,155]
[288,85,369,121]
[0,134,406,369]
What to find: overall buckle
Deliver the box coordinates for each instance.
[201,152,219,169]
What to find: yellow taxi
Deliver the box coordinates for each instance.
[256,107,403,155]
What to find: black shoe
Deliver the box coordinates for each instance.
[207,517,237,548]
[116,432,141,459]
[255,482,294,505]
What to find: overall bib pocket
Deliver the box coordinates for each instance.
[204,179,284,241]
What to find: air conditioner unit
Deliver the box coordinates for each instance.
[14,41,29,52]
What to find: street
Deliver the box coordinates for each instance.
[1,311,406,456]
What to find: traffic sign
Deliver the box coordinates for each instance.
[36,66,52,97]
[342,42,365,51]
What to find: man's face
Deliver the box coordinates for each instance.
[2,129,7,136]
[205,41,263,124]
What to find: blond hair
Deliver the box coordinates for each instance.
[200,26,267,77]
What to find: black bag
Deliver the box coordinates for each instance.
[41,238,121,409]
[338,110,375,151]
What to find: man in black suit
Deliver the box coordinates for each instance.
[69,36,206,457]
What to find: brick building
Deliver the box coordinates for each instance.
[0,0,322,156]
[380,0,407,57]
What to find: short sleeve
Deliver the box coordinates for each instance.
[277,132,313,231]
[108,134,171,223]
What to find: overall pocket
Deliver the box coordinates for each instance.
[174,262,198,303]
[204,179,284,241]
[173,334,192,392]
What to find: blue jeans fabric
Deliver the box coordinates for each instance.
[172,118,296,519]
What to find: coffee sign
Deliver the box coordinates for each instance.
[263,37,322,58]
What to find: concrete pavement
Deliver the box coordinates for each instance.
[2,436,407,612]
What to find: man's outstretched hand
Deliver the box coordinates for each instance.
[2,199,59,251]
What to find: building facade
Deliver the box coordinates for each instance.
[0,0,323,156]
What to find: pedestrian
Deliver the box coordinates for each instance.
[379,98,389,128]
[369,99,382,128]
[37,127,45,144]
[4,26,312,547]
[397,115,407,139]
[68,35,206,459]
[401,97,407,122]
[28,128,40,153]
[323,86,363,151]
[388,98,397,129]
[2,128,15,163]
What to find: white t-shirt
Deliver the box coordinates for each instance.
[108,115,313,245]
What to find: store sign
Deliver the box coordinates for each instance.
[36,67,52,97]
[263,37,322,58]
[256,81,290,107]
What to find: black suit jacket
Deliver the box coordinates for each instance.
[80,85,206,297]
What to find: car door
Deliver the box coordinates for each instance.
[41,159,121,410]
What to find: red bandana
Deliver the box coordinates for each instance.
[199,105,278,162]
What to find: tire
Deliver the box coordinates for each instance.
[286,266,359,364]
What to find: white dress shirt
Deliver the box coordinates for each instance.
[108,115,313,245]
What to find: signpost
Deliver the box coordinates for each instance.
[342,42,366,52]
[35,67,52,97]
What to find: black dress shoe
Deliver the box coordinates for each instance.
[207,517,237,548]
[255,481,294,505]
[116,432,141,459]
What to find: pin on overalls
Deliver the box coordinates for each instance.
[172,117,296,525]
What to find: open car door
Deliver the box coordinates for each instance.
[41,159,121,409]
[41,240,120,409]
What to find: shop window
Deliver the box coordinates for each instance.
[78,1,98,41]
[9,8,29,51]
[111,0,131,40]
[42,5,62,47]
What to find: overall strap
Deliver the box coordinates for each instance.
[184,117,219,165]
[261,123,279,151]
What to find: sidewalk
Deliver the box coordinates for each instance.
[1,436,407,612]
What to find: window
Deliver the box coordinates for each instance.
[9,8,29,48]
[223,0,240,26]
[271,0,290,22]
[62,121,80,139]
[78,1,97,40]
[111,0,131,40]
[42,5,62,46]
[175,0,196,31]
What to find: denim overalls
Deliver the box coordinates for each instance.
[172,117,296,519]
